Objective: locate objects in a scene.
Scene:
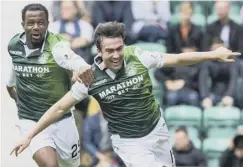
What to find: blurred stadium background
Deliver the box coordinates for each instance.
[1,1,243,167]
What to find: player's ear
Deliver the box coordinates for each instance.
[21,22,24,29]
[97,49,101,56]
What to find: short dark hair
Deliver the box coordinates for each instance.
[175,126,188,135]
[94,22,125,51]
[22,3,49,22]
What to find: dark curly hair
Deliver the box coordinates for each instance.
[22,3,49,22]
[94,21,125,51]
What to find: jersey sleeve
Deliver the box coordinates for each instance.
[7,36,18,87]
[6,67,16,87]
[51,40,91,72]
[133,46,164,69]
[70,81,89,101]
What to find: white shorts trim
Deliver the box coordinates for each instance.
[111,117,176,167]
[16,116,80,167]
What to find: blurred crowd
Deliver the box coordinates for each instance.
[47,1,243,167]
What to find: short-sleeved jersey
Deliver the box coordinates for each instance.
[72,46,164,138]
[8,31,72,121]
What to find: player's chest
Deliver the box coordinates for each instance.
[11,46,54,64]
[12,52,61,80]
[89,72,147,102]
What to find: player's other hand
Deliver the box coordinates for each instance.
[213,47,241,62]
[76,67,94,86]
[10,137,31,157]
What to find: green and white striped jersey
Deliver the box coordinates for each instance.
[71,46,164,138]
[7,31,90,121]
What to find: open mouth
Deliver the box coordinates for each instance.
[111,59,122,66]
[32,34,41,39]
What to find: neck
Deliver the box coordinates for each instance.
[26,40,43,49]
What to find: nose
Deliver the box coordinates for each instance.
[113,51,120,58]
[33,23,39,30]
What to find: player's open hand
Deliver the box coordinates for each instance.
[213,47,241,62]
[76,67,94,86]
[10,137,31,157]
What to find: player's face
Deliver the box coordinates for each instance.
[99,37,124,73]
[22,10,48,46]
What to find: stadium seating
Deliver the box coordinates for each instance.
[170,1,182,13]
[193,138,202,150]
[207,127,236,138]
[203,138,230,167]
[165,105,202,129]
[204,106,241,139]
[204,106,241,127]
[191,14,207,28]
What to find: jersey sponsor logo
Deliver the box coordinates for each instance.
[9,50,22,56]
[99,75,144,99]
[93,79,108,86]
[14,65,50,73]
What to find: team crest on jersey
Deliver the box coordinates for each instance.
[125,62,137,77]
[38,52,49,64]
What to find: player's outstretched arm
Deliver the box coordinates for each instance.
[10,92,79,157]
[52,41,94,85]
[162,47,241,67]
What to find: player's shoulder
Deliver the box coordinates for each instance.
[124,45,143,59]
[8,33,21,50]
[124,45,137,54]
[47,31,68,48]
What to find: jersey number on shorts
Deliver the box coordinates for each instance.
[71,140,80,158]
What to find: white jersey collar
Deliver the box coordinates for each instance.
[94,54,127,80]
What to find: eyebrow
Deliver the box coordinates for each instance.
[105,45,124,51]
